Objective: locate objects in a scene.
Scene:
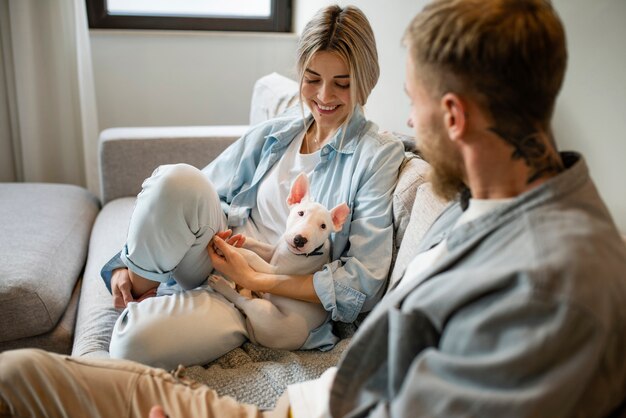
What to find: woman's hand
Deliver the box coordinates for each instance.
[215,229,246,248]
[208,235,259,290]
[209,235,320,303]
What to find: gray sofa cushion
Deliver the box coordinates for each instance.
[389,180,448,291]
[0,278,81,354]
[393,153,430,250]
[249,72,300,126]
[99,128,245,204]
[0,183,99,345]
[390,154,447,283]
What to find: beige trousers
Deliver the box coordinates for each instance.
[0,349,289,418]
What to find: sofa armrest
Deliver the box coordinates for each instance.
[99,126,247,204]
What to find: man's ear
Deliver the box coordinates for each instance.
[286,172,310,206]
[330,203,350,232]
[441,93,466,142]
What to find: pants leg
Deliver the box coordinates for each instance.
[0,349,291,418]
[110,288,249,370]
[122,163,228,289]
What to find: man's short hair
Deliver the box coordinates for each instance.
[404,0,567,136]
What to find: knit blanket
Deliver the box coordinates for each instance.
[179,338,351,409]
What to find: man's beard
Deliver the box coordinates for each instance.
[417,117,466,202]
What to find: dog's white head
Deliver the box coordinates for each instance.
[283,172,350,256]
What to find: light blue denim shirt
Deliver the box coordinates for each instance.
[201,106,405,349]
[102,105,404,350]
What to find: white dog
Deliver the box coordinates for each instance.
[209,172,350,350]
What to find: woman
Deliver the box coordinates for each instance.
[101,4,405,369]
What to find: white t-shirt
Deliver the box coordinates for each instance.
[239,130,320,244]
[286,197,513,417]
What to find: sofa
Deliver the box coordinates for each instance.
[80,73,450,408]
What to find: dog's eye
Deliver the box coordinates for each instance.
[298,211,304,216]
[321,223,326,229]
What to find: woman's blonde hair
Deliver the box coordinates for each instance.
[296,5,379,125]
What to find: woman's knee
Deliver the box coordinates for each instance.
[145,163,214,203]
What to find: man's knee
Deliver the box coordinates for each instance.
[0,348,58,411]
[0,348,49,383]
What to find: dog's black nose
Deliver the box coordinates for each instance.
[293,234,308,248]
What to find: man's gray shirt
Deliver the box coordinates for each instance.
[330,152,626,417]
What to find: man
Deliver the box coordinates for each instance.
[1,0,625,417]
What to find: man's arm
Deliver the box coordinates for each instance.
[374,291,603,417]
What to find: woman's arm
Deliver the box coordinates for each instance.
[310,134,405,321]
[209,235,321,303]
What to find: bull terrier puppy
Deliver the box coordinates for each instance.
[209,172,350,350]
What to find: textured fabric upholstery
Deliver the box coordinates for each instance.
[389,181,448,291]
[99,126,247,204]
[249,72,300,126]
[0,279,81,354]
[389,154,448,291]
[0,183,99,351]
[72,198,135,358]
[392,153,431,250]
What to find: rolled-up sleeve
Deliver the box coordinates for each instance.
[314,136,405,323]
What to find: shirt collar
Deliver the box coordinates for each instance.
[447,151,588,247]
[266,105,368,155]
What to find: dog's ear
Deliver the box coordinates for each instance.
[330,203,350,232]
[286,172,310,206]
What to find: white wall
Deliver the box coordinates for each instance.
[90,30,298,128]
[91,0,626,232]
[551,0,626,233]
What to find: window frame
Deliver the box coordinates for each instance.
[85,0,292,32]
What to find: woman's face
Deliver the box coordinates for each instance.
[301,51,353,134]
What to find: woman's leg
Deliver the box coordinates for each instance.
[110,288,249,369]
[109,163,247,368]
[0,349,289,418]
[122,163,228,290]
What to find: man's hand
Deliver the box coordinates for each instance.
[148,405,168,418]
[111,268,158,309]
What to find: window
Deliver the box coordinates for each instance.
[86,0,292,32]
